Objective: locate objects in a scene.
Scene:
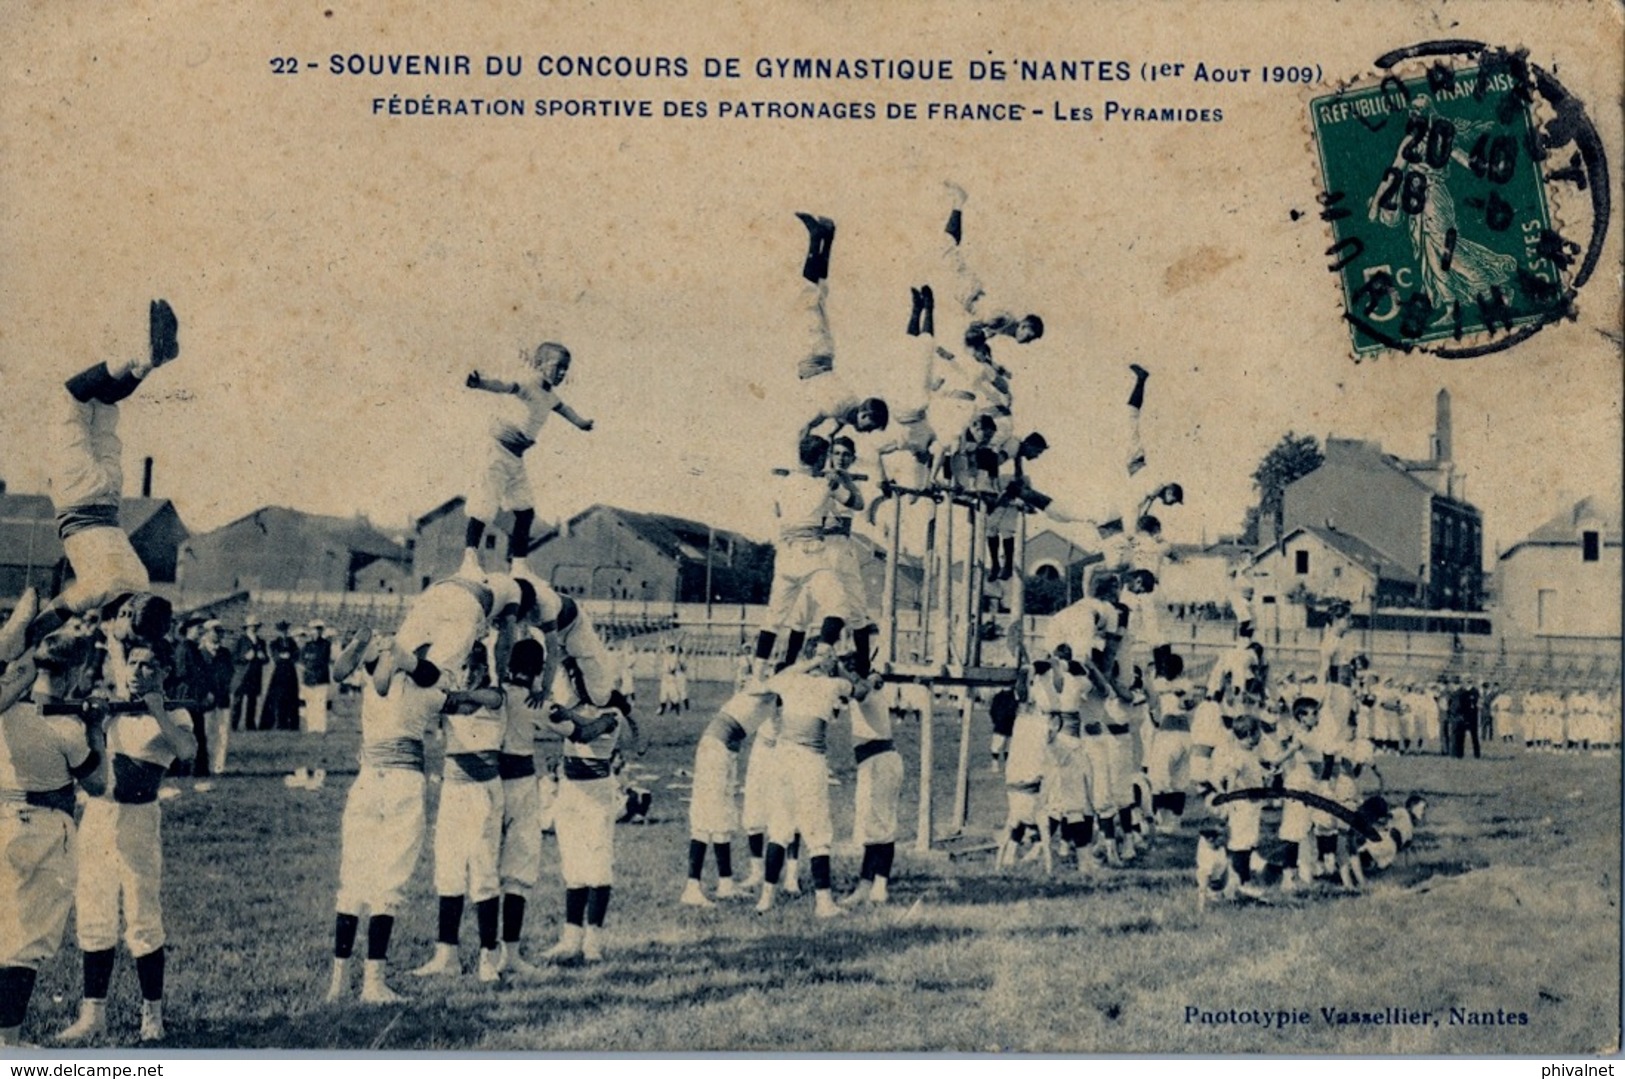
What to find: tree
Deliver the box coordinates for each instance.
[1242,432,1324,545]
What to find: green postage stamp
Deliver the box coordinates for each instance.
[1309,43,1609,359]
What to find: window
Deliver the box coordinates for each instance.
[1294,550,1309,575]
[1332,566,1342,579]
[1582,531,1600,562]
[1536,589,1557,632]
[484,535,497,550]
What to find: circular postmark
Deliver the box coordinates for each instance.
[1307,40,1610,359]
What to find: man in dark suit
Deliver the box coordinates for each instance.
[1451,679,1482,759]
[171,615,212,777]
[231,615,269,731]
[202,620,236,774]
[298,620,335,734]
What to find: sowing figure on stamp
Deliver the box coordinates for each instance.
[1367,96,1518,312]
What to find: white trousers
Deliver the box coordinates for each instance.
[75,798,164,955]
[432,779,502,902]
[335,767,426,916]
[0,806,75,968]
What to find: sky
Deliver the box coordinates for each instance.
[1,0,1619,565]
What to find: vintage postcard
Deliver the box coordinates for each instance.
[0,0,1620,1059]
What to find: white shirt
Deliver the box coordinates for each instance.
[775,471,837,540]
[770,670,850,754]
[489,380,561,448]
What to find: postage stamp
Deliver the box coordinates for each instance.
[1309,42,1612,359]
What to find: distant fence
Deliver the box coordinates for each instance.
[164,590,1621,692]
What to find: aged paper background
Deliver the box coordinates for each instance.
[0,0,1620,1057]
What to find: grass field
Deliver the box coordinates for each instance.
[18,679,1621,1054]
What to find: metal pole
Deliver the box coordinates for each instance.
[951,688,974,834]
[941,502,955,667]
[704,525,714,621]
[964,501,982,669]
[920,504,937,666]
[915,682,935,853]
[881,494,902,667]
[1012,511,1028,652]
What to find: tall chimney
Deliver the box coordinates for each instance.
[1434,389,1452,464]
[141,457,154,498]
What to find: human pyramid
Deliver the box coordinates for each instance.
[0,186,1440,1048]
[1002,592,1432,903]
[674,183,1202,919]
[672,185,1066,920]
[0,297,643,1041]
[319,338,635,1003]
[0,190,1202,1043]
[0,301,197,1046]
[733,184,1433,909]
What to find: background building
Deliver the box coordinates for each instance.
[1021,528,1100,615]
[0,479,188,600]
[1249,525,1422,630]
[179,506,409,595]
[411,497,514,588]
[1280,389,1484,611]
[1495,496,1622,638]
[523,504,773,605]
[1158,538,1253,619]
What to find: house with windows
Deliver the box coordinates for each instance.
[1248,525,1422,629]
[1279,389,1484,611]
[1495,497,1621,638]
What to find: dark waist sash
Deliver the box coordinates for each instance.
[497,431,535,457]
[361,738,426,772]
[111,756,167,805]
[498,753,537,780]
[1007,779,1041,796]
[1050,711,1081,738]
[447,751,501,783]
[854,738,896,766]
[57,503,120,540]
[0,784,76,816]
[822,517,853,537]
[708,716,748,753]
[555,595,579,633]
[563,756,613,781]
[782,730,827,756]
[1107,723,1132,736]
[1082,722,1105,736]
